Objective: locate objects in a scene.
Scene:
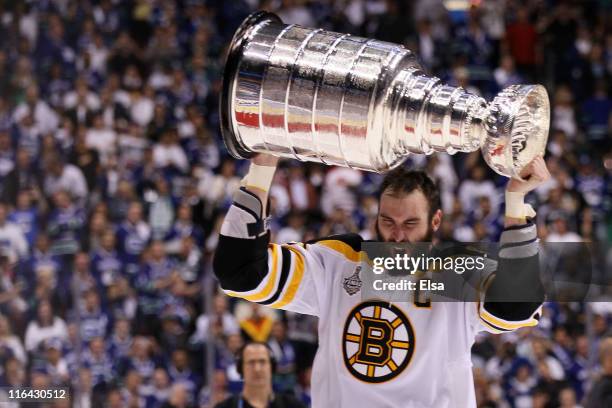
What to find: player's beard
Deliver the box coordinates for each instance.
[375,219,435,243]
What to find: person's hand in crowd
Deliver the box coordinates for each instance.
[170,270,182,285]
[162,270,185,295]
[171,279,187,297]
[154,275,175,290]
[0,284,22,303]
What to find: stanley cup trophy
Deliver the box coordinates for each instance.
[220,11,550,179]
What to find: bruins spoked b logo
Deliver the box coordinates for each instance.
[343,301,415,383]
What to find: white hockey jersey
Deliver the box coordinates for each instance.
[214,187,542,408]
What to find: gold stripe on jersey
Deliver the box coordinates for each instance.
[479,317,509,334]
[269,245,305,309]
[224,243,281,301]
[317,240,361,262]
[479,306,540,331]
[477,272,540,331]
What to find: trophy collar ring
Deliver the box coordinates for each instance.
[220,11,550,181]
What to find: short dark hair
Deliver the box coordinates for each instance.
[378,168,441,218]
[236,341,277,377]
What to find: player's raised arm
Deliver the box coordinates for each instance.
[212,154,325,316]
[478,156,551,333]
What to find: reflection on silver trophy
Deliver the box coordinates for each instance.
[220,11,550,179]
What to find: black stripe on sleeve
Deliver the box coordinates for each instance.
[479,316,511,332]
[502,222,535,232]
[499,236,538,251]
[233,201,259,222]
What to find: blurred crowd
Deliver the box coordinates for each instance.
[0,0,610,407]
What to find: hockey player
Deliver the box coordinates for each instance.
[213,153,550,407]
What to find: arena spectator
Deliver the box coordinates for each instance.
[168,348,200,403]
[239,304,275,343]
[0,202,28,261]
[458,165,500,214]
[505,8,538,80]
[558,386,581,408]
[147,367,171,407]
[585,337,612,407]
[199,369,230,408]
[121,368,147,407]
[47,190,86,260]
[153,128,189,175]
[163,381,196,408]
[217,333,244,395]
[8,190,40,248]
[134,240,178,333]
[43,155,88,203]
[77,289,109,343]
[191,294,239,344]
[276,210,306,244]
[24,299,67,353]
[91,228,122,290]
[0,356,26,391]
[1,149,42,206]
[116,201,151,278]
[13,85,59,135]
[73,367,95,408]
[214,342,306,408]
[267,320,297,393]
[147,176,177,240]
[122,336,156,384]
[41,337,70,386]
[0,314,26,365]
[108,316,133,361]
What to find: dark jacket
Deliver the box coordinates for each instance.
[214,393,307,408]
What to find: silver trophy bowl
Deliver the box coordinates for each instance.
[220,11,550,179]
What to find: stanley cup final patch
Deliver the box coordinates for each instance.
[343,266,363,296]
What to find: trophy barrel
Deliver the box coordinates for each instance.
[220,11,424,172]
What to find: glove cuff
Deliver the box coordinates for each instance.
[505,191,536,219]
[241,163,276,192]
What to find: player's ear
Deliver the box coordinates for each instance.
[431,209,442,233]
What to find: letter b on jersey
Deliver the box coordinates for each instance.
[357,318,392,365]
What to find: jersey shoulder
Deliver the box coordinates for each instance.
[305,233,363,262]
